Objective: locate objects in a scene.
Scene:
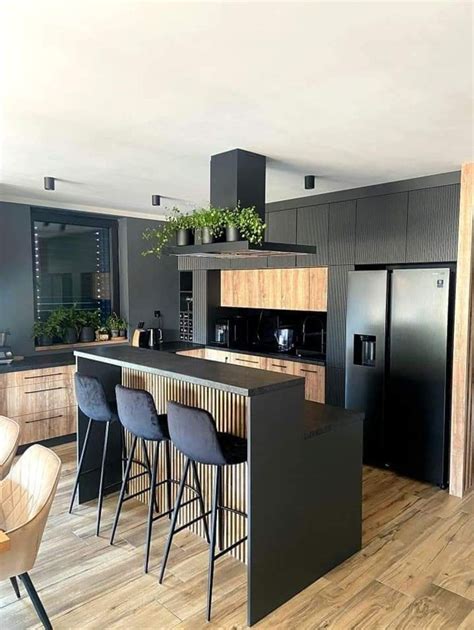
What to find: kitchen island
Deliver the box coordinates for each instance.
[74,344,363,626]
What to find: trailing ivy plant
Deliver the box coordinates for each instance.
[143,207,195,257]
[234,206,266,244]
[192,206,224,237]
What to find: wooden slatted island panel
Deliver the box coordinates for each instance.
[74,344,363,626]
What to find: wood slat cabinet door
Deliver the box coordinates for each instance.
[309,267,328,311]
[293,363,325,403]
[204,348,232,363]
[0,364,75,389]
[264,357,296,375]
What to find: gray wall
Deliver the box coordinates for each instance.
[119,217,179,340]
[0,203,180,356]
[178,171,461,406]
[0,202,36,356]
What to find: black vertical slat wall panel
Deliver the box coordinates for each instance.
[406,184,460,263]
[192,270,207,343]
[296,204,329,267]
[355,192,408,264]
[265,208,297,243]
[326,265,354,369]
[328,200,356,265]
[326,367,346,408]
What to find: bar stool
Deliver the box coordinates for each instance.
[159,401,248,621]
[69,373,127,535]
[111,385,210,573]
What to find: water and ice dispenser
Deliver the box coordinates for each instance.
[354,334,376,367]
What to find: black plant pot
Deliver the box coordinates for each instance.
[37,335,53,347]
[119,329,127,338]
[176,229,193,246]
[225,226,241,242]
[79,327,95,343]
[110,329,119,338]
[63,328,78,344]
[194,227,214,245]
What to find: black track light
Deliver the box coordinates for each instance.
[44,176,55,191]
[152,195,161,206]
[304,175,315,190]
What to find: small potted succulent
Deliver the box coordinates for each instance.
[78,310,101,343]
[32,320,56,347]
[106,312,122,338]
[193,207,224,244]
[96,326,110,342]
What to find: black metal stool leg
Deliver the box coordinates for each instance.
[96,420,111,536]
[110,435,137,545]
[218,467,224,551]
[69,417,93,514]
[10,576,20,598]
[165,440,172,520]
[207,465,221,622]
[144,442,160,573]
[142,439,160,513]
[19,572,52,630]
[191,460,210,543]
[159,458,190,584]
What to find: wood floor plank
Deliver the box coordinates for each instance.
[2,442,473,629]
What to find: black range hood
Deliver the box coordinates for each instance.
[167,148,317,258]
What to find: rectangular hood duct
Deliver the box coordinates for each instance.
[167,148,317,258]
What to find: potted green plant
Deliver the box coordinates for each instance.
[142,207,195,257]
[32,320,56,347]
[107,312,122,338]
[78,310,101,343]
[48,306,82,344]
[117,317,128,338]
[222,207,241,242]
[96,326,109,342]
[223,206,266,244]
[193,207,224,244]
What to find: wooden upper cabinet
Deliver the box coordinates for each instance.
[220,267,327,311]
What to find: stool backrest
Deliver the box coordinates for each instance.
[0,416,20,480]
[115,385,169,441]
[167,401,225,465]
[74,373,113,422]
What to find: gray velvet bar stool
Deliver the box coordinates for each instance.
[70,373,128,536]
[159,401,248,621]
[111,385,210,573]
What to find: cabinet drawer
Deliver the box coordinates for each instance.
[17,406,76,446]
[293,364,325,403]
[0,382,75,417]
[0,365,75,389]
[264,358,295,374]
[228,353,263,368]
[204,349,232,363]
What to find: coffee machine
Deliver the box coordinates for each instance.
[0,331,14,365]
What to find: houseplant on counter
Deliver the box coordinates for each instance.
[96,326,110,341]
[32,320,56,347]
[106,313,128,339]
[48,306,82,344]
[78,310,101,343]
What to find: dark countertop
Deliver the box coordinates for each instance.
[74,344,303,397]
[0,352,75,374]
[206,344,326,366]
[303,401,364,440]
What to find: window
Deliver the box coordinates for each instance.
[32,209,119,323]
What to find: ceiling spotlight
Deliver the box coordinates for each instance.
[152,195,161,206]
[44,176,55,191]
[304,175,315,190]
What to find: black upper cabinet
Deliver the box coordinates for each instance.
[328,200,356,265]
[355,192,408,265]
[296,204,329,267]
[406,185,460,263]
[265,209,297,244]
[265,209,297,267]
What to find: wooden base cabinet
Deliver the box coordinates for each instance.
[177,348,325,403]
[0,364,76,446]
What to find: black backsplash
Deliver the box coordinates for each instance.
[212,306,327,354]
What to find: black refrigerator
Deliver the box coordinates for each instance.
[345,268,452,487]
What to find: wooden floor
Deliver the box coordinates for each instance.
[1,443,473,629]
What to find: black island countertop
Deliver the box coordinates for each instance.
[74,344,302,396]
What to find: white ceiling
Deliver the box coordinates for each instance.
[0,1,472,219]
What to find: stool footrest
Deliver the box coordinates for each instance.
[219,505,247,519]
[214,535,248,560]
[173,510,212,535]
